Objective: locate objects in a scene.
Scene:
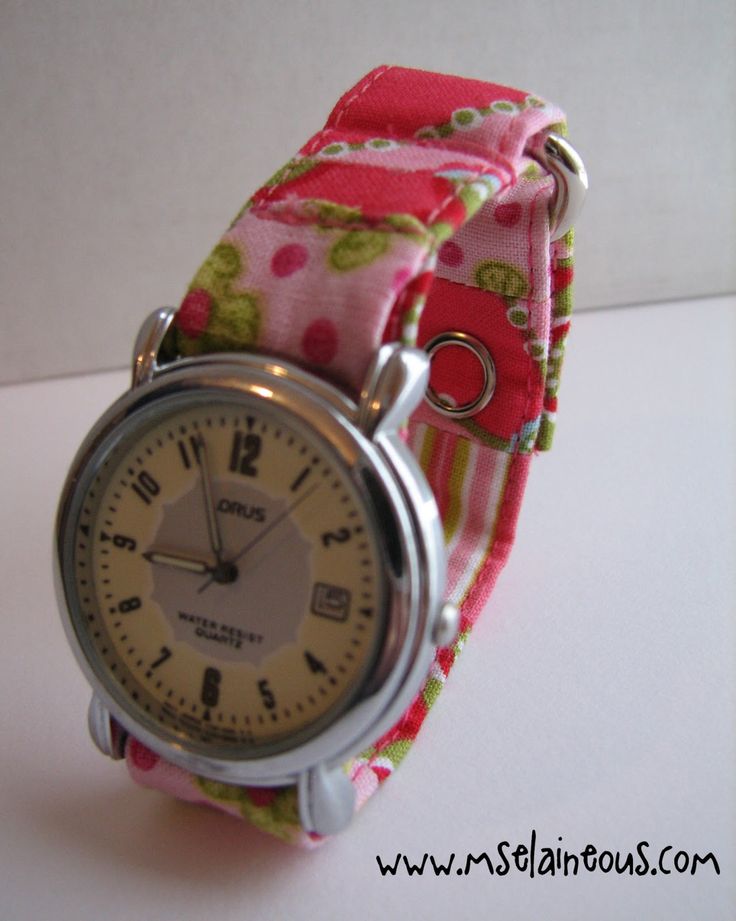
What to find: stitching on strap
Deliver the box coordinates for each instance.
[331,65,394,128]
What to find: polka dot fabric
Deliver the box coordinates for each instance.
[130,66,579,846]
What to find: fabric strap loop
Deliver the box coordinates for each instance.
[127,66,576,846]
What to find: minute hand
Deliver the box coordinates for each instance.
[198,437,224,561]
[196,481,320,593]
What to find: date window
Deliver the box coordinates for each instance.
[311,583,351,622]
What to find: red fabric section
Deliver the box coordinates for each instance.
[382,270,434,343]
[252,161,475,227]
[370,693,429,756]
[327,66,529,138]
[462,453,532,625]
[418,277,543,442]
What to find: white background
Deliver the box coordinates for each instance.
[0,2,734,919]
[1,0,735,382]
[1,295,733,920]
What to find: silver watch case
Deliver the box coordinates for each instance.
[55,308,456,834]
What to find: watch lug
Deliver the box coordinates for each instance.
[297,763,356,836]
[131,306,177,388]
[357,344,430,439]
[87,694,126,760]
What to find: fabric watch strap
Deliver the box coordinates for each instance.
[125,65,576,846]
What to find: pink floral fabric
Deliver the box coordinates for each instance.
[130,66,577,845]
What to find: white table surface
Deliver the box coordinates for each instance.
[1,295,734,921]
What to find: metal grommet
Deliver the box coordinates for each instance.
[423,331,496,419]
[535,133,589,242]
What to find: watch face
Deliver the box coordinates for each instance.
[61,387,388,759]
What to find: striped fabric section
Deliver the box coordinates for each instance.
[408,421,512,610]
[346,421,523,846]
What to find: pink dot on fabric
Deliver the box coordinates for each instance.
[494,202,522,227]
[392,266,412,292]
[301,318,338,365]
[271,243,308,277]
[438,240,464,267]
[129,738,159,772]
[176,288,212,339]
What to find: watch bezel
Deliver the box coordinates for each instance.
[55,349,445,786]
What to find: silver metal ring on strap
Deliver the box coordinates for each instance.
[424,331,496,418]
[537,134,588,241]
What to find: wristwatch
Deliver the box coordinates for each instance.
[55,66,586,846]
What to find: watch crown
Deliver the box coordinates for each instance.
[432,601,459,648]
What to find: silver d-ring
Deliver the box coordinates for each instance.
[424,331,496,418]
[537,134,588,241]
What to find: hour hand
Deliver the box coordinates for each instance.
[142,550,215,575]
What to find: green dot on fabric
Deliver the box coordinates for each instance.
[329,230,389,271]
[196,777,247,803]
[537,415,554,451]
[322,143,344,155]
[422,676,444,708]
[474,260,530,298]
[271,787,300,824]
[209,293,261,347]
[380,739,411,768]
[265,157,317,188]
[312,201,363,225]
[428,220,454,244]
[454,109,475,125]
[437,122,454,138]
[521,162,543,179]
[493,101,514,113]
[184,291,260,357]
[508,307,528,327]
[369,138,391,148]
[209,243,241,279]
[458,184,486,219]
[191,243,243,294]
[555,284,573,316]
[385,212,426,237]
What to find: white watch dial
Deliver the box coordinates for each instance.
[68,394,386,756]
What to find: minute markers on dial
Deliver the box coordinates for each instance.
[74,399,383,751]
[289,466,312,492]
